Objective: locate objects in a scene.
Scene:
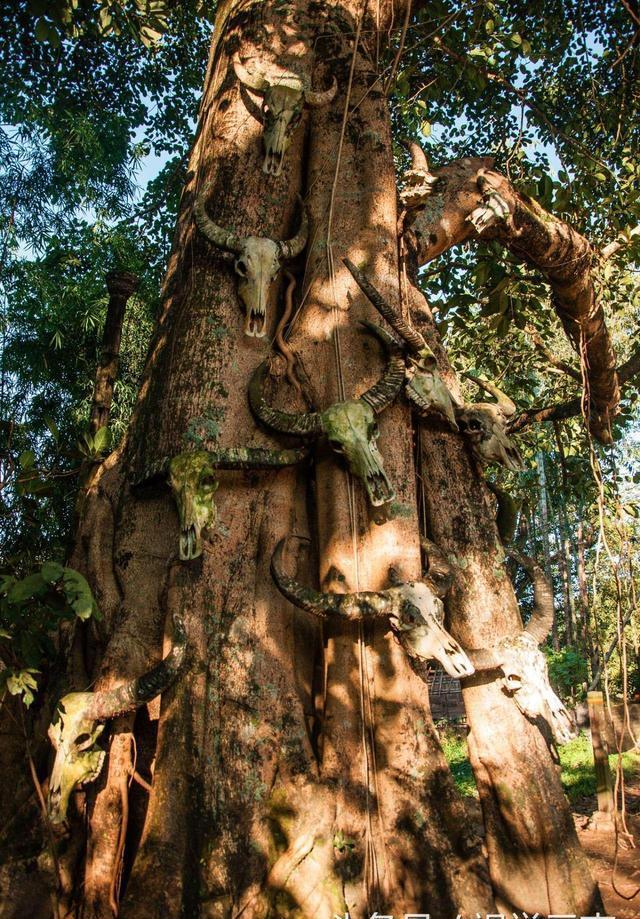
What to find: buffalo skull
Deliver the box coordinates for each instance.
[194,191,308,337]
[467,550,576,745]
[133,446,310,561]
[344,259,459,430]
[457,376,524,471]
[48,614,186,824]
[233,57,337,175]
[271,537,474,678]
[249,325,405,506]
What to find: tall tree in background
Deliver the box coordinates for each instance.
[1,1,638,917]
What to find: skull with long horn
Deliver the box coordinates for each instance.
[132,447,310,561]
[233,56,337,176]
[466,550,576,745]
[457,375,524,471]
[249,325,405,506]
[271,537,474,678]
[47,614,187,824]
[344,259,459,430]
[194,189,308,337]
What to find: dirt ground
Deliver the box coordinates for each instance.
[572,771,640,919]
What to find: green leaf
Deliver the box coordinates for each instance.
[92,426,111,454]
[62,568,98,620]
[34,18,53,41]
[19,450,36,470]
[7,573,47,604]
[44,414,60,440]
[0,575,16,596]
[6,669,40,707]
[98,7,112,34]
[140,26,162,46]
[41,560,64,584]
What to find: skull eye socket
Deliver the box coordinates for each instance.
[400,600,422,627]
[200,475,218,492]
[465,418,482,431]
[235,258,248,277]
[327,438,344,454]
[74,732,93,749]
[503,672,522,690]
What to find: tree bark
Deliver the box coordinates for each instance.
[536,452,558,651]
[577,519,597,678]
[558,521,575,648]
[553,423,575,647]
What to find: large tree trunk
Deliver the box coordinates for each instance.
[52,4,493,918]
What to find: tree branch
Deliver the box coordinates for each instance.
[601,224,640,261]
[523,325,582,382]
[89,271,139,436]
[404,154,620,442]
[509,345,640,433]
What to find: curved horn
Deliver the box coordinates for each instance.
[464,373,517,417]
[343,258,428,353]
[402,138,429,172]
[207,447,310,468]
[87,614,187,721]
[278,198,308,260]
[304,75,338,107]
[271,538,341,617]
[232,56,268,93]
[466,647,503,672]
[194,186,243,254]
[507,548,554,644]
[359,319,404,351]
[249,362,322,436]
[271,538,391,619]
[359,323,406,414]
